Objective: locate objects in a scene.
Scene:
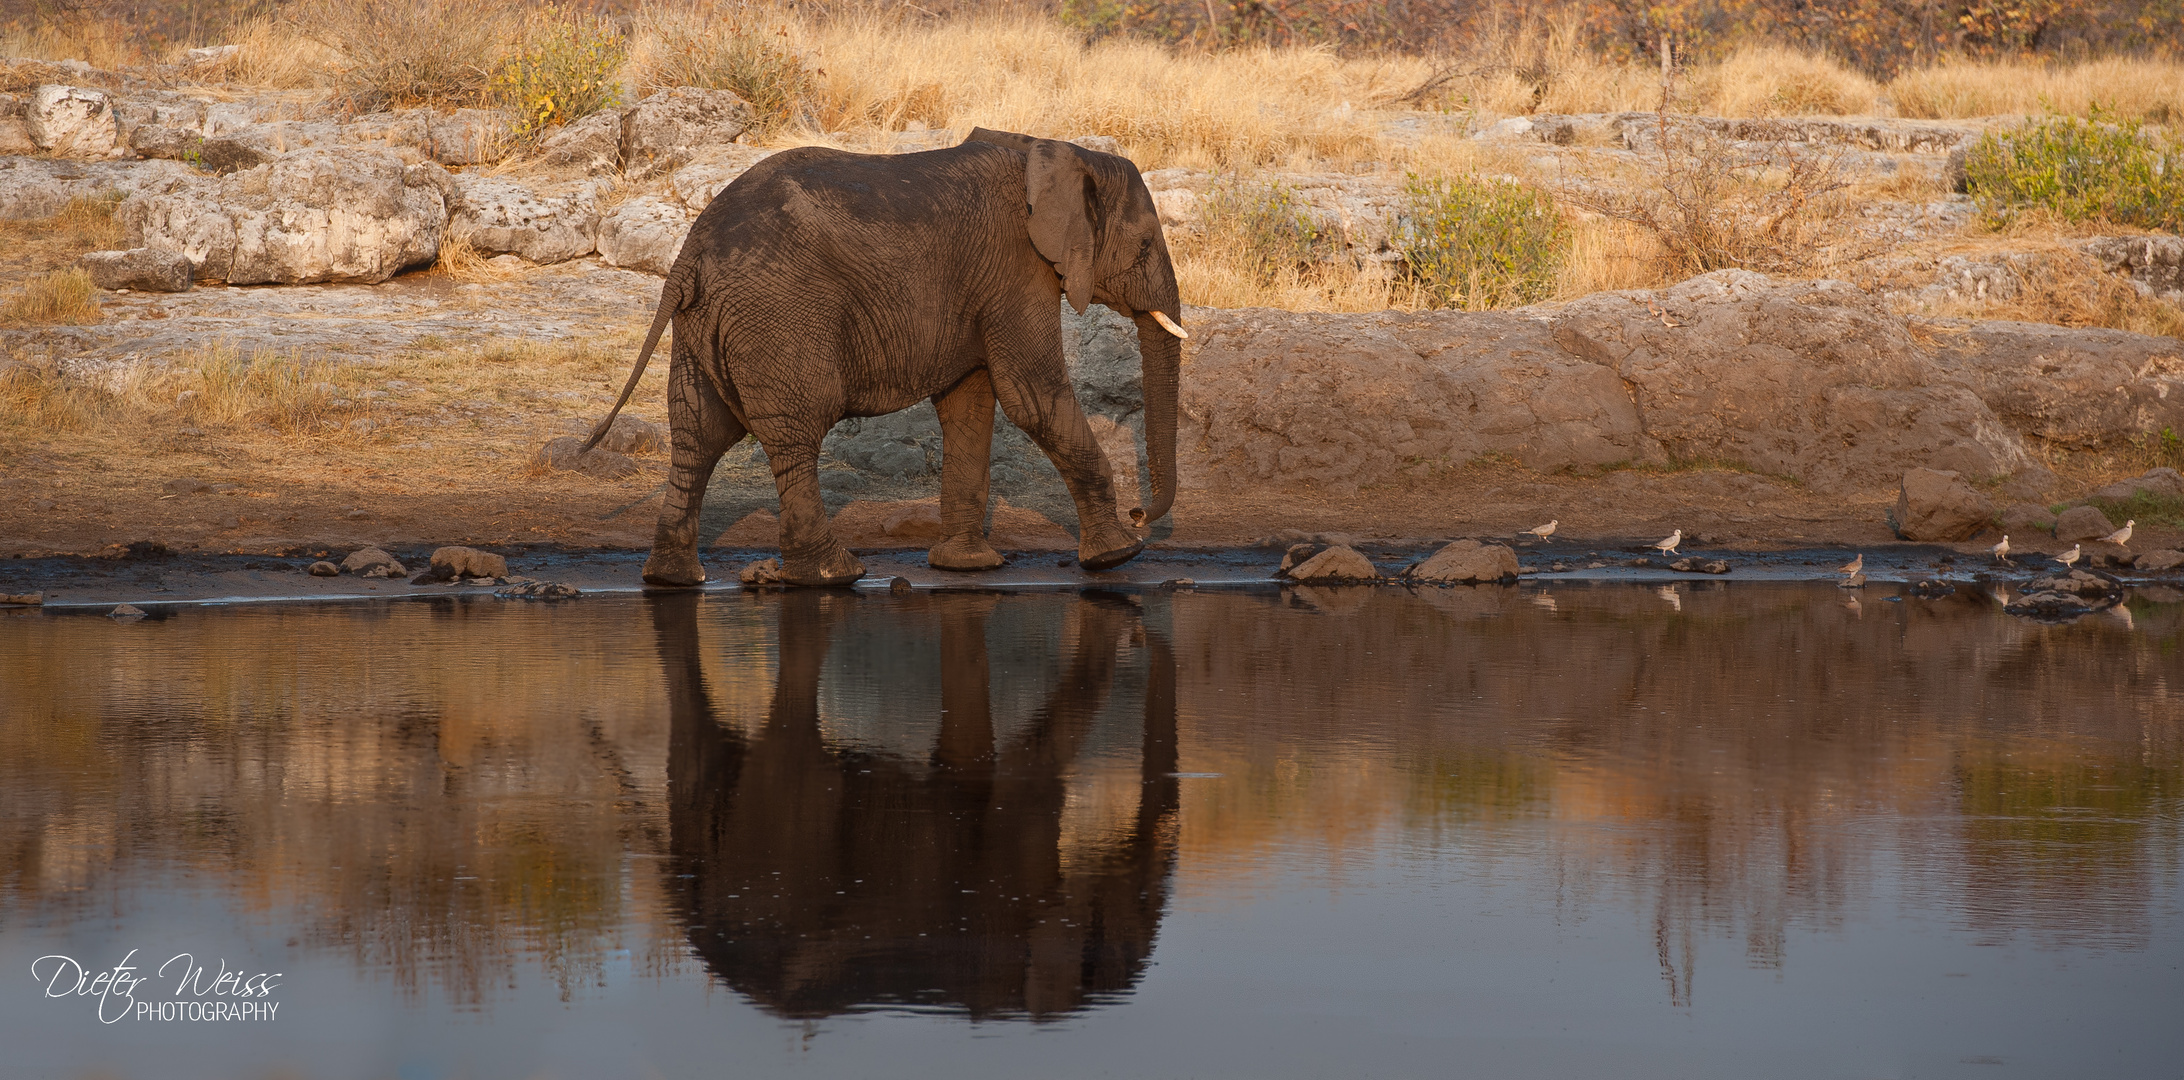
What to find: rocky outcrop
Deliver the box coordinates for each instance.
[1926,322,2184,449]
[596,195,693,276]
[0,157,198,221]
[670,146,779,211]
[2084,235,2184,304]
[1463,111,1978,156]
[80,248,192,292]
[117,148,451,285]
[2091,468,2184,502]
[1894,468,1994,541]
[27,85,118,158]
[540,110,623,174]
[450,175,603,264]
[619,88,753,177]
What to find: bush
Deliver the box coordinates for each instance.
[1396,173,1565,310]
[1963,109,2184,232]
[0,268,101,327]
[297,0,516,110]
[494,6,627,140]
[636,10,813,131]
[1198,178,1335,286]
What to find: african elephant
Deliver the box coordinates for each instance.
[586,128,1185,587]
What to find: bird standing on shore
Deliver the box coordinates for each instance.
[2102,520,2135,548]
[1838,553,1863,578]
[2055,544,2082,568]
[1653,529,1682,555]
[1992,535,2010,564]
[1525,520,1558,539]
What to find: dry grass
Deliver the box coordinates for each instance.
[1698,47,1881,118]
[189,17,340,90]
[291,0,519,110]
[1173,232,1395,312]
[0,269,102,327]
[431,230,528,284]
[1923,246,2184,337]
[1556,217,1671,297]
[1889,58,2184,123]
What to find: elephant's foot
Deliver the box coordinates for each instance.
[642,547,707,587]
[1078,523,1145,571]
[781,544,866,587]
[928,536,1005,572]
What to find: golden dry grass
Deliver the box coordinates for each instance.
[0,268,101,327]
[1888,57,2184,123]
[1921,246,2184,338]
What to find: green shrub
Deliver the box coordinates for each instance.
[1198,178,1335,285]
[1396,173,1565,310]
[1964,108,2184,232]
[640,17,812,132]
[495,6,628,140]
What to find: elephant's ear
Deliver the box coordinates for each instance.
[1023,139,1098,315]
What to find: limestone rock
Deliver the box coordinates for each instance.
[427,109,509,166]
[1282,544,1378,583]
[2136,549,2184,571]
[117,148,450,285]
[739,557,783,585]
[1893,468,1995,541]
[596,195,692,276]
[2092,468,2184,502]
[620,87,753,177]
[198,129,281,173]
[28,85,117,159]
[339,546,404,575]
[2084,235,2184,303]
[670,146,780,210]
[80,248,192,292]
[591,414,665,455]
[0,158,197,221]
[308,560,340,576]
[534,435,640,478]
[540,109,623,174]
[450,175,602,264]
[2053,505,2118,544]
[1404,539,1520,583]
[429,546,508,580]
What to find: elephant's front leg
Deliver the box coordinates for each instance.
[766,441,867,586]
[928,368,1005,571]
[644,355,747,587]
[989,370,1144,572]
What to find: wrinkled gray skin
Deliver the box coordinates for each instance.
[586,128,1184,587]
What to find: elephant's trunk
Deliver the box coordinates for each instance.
[1131,312,1180,527]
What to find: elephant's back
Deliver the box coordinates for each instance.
[694,143,1018,243]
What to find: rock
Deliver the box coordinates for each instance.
[0,98,34,156]
[1893,468,1995,541]
[670,146,780,210]
[108,603,146,619]
[80,248,192,292]
[1278,543,1320,575]
[496,580,580,599]
[739,557,783,585]
[1282,544,1378,583]
[308,560,340,576]
[1999,502,2057,535]
[882,500,945,541]
[1404,539,1519,583]
[339,546,404,575]
[449,175,602,264]
[534,435,641,478]
[715,508,779,546]
[2004,590,2108,621]
[539,109,623,174]
[0,158,198,222]
[197,130,282,173]
[1927,323,2184,450]
[2091,468,2184,502]
[117,148,450,285]
[2083,235,2184,303]
[619,87,753,177]
[2027,569,2118,596]
[0,592,43,605]
[2136,549,2184,572]
[591,414,665,455]
[889,576,912,594]
[595,195,692,275]
[429,546,509,580]
[1671,557,1732,574]
[184,44,240,66]
[427,108,509,166]
[28,85,117,159]
[2053,505,2118,544]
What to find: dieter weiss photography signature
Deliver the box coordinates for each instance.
[31,951,284,1024]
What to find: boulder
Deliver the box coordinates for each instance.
[429,546,508,580]
[1893,468,1994,541]
[1282,544,1378,583]
[1,93,37,155]
[2084,235,2184,303]
[2135,549,2184,572]
[534,435,640,478]
[670,146,780,210]
[715,508,779,547]
[2091,468,2184,502]
[1404,539,1520,583]
[1999,502,2057,535]
[591,414,665,455]
[540,109,623,174]
[80,248,192,292]
[619,87,753,177]
[426,109,509,166]
[2053,505,2118,544]
[339,546,404,575]
[0,158,197,221]
[496,579,580,599]
[739,557,783,585]
[882,500,945,541]
[308,560,340,576]
[596,195,692,275]
[2027,569,2117,596]
[449,175,602,264]
[117,149,451,285]
[28,85,117,158]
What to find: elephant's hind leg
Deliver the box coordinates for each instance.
[928,369,1005,572]
[644,354,746,587]
[766,442,867,587]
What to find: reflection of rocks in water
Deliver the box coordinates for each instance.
[653,590,1179,1019]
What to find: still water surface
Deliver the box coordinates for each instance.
[2,584,2180,1079]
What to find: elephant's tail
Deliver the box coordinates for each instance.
[581,262,690,453]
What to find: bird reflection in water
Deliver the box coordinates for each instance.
[651,589,1179,1020]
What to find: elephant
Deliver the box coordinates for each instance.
[653,588,1180,1018]
[585,128,1186,587]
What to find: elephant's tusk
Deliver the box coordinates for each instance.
[1151,310,1188,339]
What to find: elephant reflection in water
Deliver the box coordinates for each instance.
[652,589,1179,1019]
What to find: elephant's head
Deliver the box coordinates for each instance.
[967,128,1182,528]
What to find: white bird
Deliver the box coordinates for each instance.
[1525,520,1558,539]
[1652,529,1682,555]
[2054,544,2081,568]
[1992,535,2011,564]
[2101,519,2134,548]
[1838,553,1863,577]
